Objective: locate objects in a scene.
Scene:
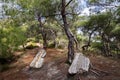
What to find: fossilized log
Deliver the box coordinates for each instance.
[30,49,46,68]
[68,53,90,74]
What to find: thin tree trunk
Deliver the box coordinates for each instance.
[42,33,47,49]
[82,27,99,51]
[38,16,47,49]
[82,34,91,51]
[102,33,111,56]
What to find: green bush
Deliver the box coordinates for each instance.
[0,26,27,59]
[48,41,55,48]
[26,38,36,42]
[57,45,64,49]
[91,42,102,51]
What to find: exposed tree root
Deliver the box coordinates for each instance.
[90,63,109,77]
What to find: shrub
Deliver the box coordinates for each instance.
[0,26,27,60]
[91,42,102,52]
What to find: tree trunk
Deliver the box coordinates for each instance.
[51,30,57,48]
[38,16,47,49]
[42,33,47,49]
[61,0,75,63]
[102,33,111,56]
[82,27,99,51]
[82,32,92,51]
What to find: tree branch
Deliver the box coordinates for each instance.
[65,0,73,7]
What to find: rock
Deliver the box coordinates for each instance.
[68,53,90,74]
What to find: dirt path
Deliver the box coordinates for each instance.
[0,48,120,80]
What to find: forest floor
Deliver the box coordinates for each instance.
[0,47,120,80]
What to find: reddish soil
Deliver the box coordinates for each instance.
[0,48,120,80]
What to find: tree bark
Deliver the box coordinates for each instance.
[82,27,99,51]
[61,0,75,63]
[102,33,111,56]
[38,16,47,49]
[42,33,47,49]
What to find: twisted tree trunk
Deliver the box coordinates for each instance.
[61,0,75,63]
[82,27,99,51]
